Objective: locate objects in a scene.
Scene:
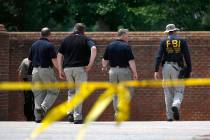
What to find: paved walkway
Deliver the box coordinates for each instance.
[0,121,210,140]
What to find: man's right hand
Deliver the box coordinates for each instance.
[132,72,138,80]
[59,70,66,80]
[85,64,92,72]
[154,72,159,80]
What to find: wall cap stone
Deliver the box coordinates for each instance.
[0,24,6,32]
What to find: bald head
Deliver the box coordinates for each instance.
[41,27,51,37]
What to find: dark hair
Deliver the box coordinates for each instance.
[41,27,51,37]
[73,23,86,34]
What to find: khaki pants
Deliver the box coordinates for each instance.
[32,67,59,121]
[64,67,87,121]
[162,63,184,120]
[109,67,133,114]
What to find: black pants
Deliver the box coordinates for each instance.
[23,90,35,121]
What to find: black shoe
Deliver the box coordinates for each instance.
[37,107,46,120]
[35,120,42,123]
[172,106,180,120]
[68,114,74,122]
[167,119,173,122]
[74,120,83,124]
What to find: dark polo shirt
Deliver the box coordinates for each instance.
[103,39,134,67]
[58,33,95,68]
[28,38,57,68]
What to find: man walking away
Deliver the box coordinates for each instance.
[154,24,192,121]
[18,58,35,121]
[102,29,138,118]
[29,27,59,123]
[57,23,97,124]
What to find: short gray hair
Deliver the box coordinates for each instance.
[41,27,51,37]
[117,29,129,37]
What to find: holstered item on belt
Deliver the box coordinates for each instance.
[171,65,190,79]
[178,67,190,79]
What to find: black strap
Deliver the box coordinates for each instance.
[172,65,179,71]
[27,62,33,75]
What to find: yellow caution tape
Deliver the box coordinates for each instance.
[1,78,210,140]
[84,86,116,124]
[115,83,131,123]
[26,83,96,140]
[0,78,205,90]
[122,78,210,88]
[77,84,131,140]
[1,78,210,91]
[77,86,116,140]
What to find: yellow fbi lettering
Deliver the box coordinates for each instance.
[166,40,181,53]
[166,40,181,48]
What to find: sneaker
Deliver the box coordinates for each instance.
[68,114,74,122]
[74,120,83,124]
[172,106,180,120]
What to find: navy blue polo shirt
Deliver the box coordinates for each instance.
[155,34,192,72]
[28,38,57,68]
[103,39,134,67]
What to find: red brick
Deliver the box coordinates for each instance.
[1,28,210,121]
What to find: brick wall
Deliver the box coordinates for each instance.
[1,27,210,121]
[0,25,9,120]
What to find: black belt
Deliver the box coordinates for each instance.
[34,66,52,68]
[111,66,128,68]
